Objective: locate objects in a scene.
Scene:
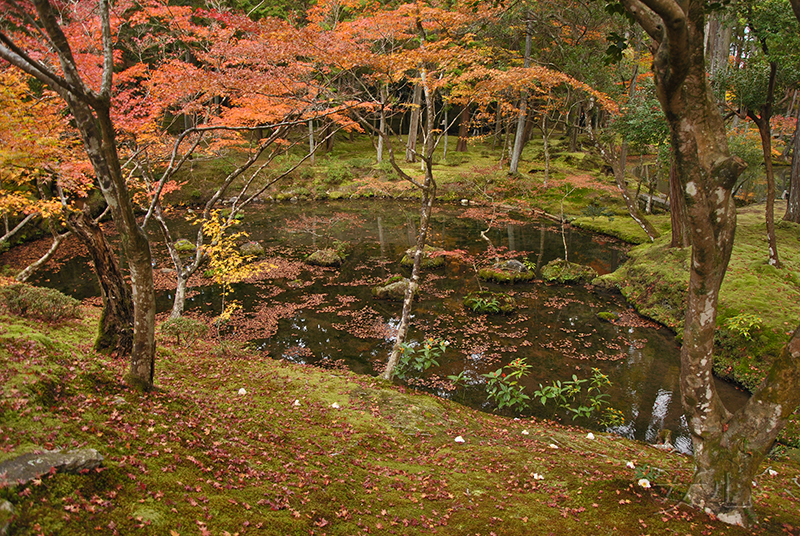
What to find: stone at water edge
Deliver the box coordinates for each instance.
[0,449,104,488]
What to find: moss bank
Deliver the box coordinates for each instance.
[1,309,799,535]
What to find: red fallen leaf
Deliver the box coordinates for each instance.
[314,518,329,527]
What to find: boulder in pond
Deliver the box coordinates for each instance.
[0,448,104,488]
[306,248,344,267]
[174,238,196,253]
[372,276,413,300]
[541,259,597,284]
[400,245,446,269]
[240,240,264,257]
[478,259,536,284]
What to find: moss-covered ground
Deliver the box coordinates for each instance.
[2,309,799,535]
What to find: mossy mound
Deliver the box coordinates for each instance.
[541,259,598,284]
[597,311,620,322]
[478,259,535,284]
[372,276,413,300]
[306,248,344,267]
[463,291,516,314]
[240,240,264,257]
[400,245,446,269]
[174,238,196,253]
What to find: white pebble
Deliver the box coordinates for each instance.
[238,388,247,395]
[454,436,465,443]
[586,432,595,440]
[331,402,340,409]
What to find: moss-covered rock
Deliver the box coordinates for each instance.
[372,276,412,300]
[174,239,196,253]
[478,259,535,284]
[541,259,598,284]
[306,248,344,267]
[597,311,619,322]
[400,245,446,269]
[240,240,264,257]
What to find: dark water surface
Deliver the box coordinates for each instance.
[32,200,748,453]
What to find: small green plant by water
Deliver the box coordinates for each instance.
[724,313,762,341]
[483,358,531,411]
[533,368,624,427]
[395,338,449,379]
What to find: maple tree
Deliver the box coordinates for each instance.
[0,0,157,389]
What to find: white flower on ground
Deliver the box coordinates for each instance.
[626,461,636,469]
[586,432,595,440]
[238,388,247,395]
[521,430,530,435]
[454,436,465,443]
[293,399,301,407]
[533,473,544,480]
[331,402,340,409]
[768,469,778,476]
[548,443,559,449]
[638,478,651,489]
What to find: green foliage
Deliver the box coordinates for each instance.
[723,313,763,341]
[580,201,615,221]
[159,316,208,346]
[541,259,598,284]
[483,358,531,412]
[534,368,624,426]
[395,338,449,380]
[0,283,80,322]
[463,291,516,314]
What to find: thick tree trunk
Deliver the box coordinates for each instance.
[455,106,469,152]
[621,0,800,526]
[783,101,800,223]
[67,210,134,355]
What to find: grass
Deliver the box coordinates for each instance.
[1,309,799,535]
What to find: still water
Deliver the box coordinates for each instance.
[31,200,748,453]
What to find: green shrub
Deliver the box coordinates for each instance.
[160,316,208,346]
[464,291,516,314]
[0,283,80,322]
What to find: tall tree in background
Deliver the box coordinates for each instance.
[0,0,157,390]
[617,0,800,526]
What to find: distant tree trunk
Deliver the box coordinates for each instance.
[746,61,781,267]
[67,209,134,356]
[622,0,800,526]
[324,123,335,152]
[455,106,469,152]
[377,85,387,163]
[492,103,502,150]
[669,159,691,248]
[509,21,531,173]
[784,100,800,223]
[308,119,315,165]
[406,83,422,162]
[568,103,581,153]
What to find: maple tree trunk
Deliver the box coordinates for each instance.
[747,61,780,268]
[620,0,800,525]
[384,67,438,380]
[406,83,422,162]
[510,17,532,174]
[455,106,469,152]
[67,210,134,356]
[783,102,800,223]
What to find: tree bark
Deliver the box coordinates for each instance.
[509,20,532,174]
[784,99,800,223]
[455,106,469,152]
[668,158,691,248]
[621,0,800,526]
[66,210,134,355]
[406,83,422,162]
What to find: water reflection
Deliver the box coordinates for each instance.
[26,200,748,453]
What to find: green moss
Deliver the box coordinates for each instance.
[463,291,517,314]
[478,267,536,284]
[400,245,446,269]
[541,259,598,284]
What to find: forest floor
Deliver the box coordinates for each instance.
[1,308,799,535]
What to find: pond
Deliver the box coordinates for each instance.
[26,200,748,453]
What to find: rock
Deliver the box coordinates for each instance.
[306,248,343,267]
[0,449,103,487]
[372,277,412,300]
[400,246,446,269]
[541,259,597,284]
[495,259,528,273]
[240,241,264,257]
[0,500,14,536]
